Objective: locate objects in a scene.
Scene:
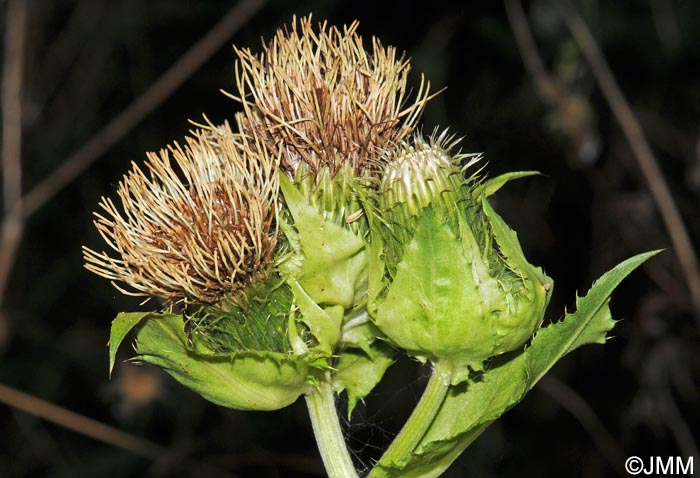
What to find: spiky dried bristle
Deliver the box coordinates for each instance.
[376,131,482,276]
[232,15,432,178]
[379,131,481,217]
[83,122,278,304]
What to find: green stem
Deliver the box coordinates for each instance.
[370,361,452,474]
[305,375,359,478]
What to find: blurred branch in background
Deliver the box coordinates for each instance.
[553,0,700,320]
[504,0,599,166]
[506,0,700,323]
[504,0,558,112]
[0,382,167,460]
[21,0,266,220]
[0,381,328,476]
[30,1,108,125]
[0,0,27,304]
[650,0,682,56]
[537,376,625,475]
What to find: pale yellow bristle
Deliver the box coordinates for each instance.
[233,15,432,177]
[83,122,278,304]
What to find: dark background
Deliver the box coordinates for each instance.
[1,0,698,477]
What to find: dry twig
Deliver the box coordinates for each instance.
[0,0,27,303]
[0,382,167,460]
[538,376,626,475]
[21,0,266,219]
[504,0,560,107]
[554,0,700,319]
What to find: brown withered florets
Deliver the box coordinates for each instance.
[232,15,432,178]
[83,122,278,304]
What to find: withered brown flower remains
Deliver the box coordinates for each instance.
[232,15,432,177]
[83,123,278,304]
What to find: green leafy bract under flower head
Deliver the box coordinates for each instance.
[83,122,278,304]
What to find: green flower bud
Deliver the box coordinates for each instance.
[376,132,480,276]
[372,134,553,384]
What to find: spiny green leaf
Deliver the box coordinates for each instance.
[525,250,661,385]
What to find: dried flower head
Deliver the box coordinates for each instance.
[83,122,278,304]
[232,15,432,177]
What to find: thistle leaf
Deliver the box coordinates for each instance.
[524,250,661,385]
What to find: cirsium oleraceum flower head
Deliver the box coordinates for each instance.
[232,15,432,178]
[83,122,278,304]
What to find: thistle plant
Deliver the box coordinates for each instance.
[84,16,656,478]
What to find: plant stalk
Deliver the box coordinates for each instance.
[305,375,359,478]
[370,361,452,474]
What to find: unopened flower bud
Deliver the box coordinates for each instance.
[372,134,552,383]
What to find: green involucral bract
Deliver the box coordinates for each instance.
[187,274,294,355]
[277,167,397,407]
[373,138,552,383]
[109,312,317,411]
[277,170,371,348]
